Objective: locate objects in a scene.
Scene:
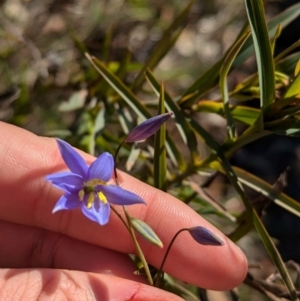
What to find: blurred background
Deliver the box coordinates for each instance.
[1,0,300,300]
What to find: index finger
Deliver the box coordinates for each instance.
[0,122,247,290]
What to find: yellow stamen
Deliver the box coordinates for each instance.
[86,193,94,209]
[98,191,108,204]
[78,189,85,201]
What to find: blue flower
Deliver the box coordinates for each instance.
[46,139,146,225]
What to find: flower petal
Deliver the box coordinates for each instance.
[101,185,146,205]
[51,183,79,193]
[87,152,114,182]
[125,112,173,143]
[56,139,88,177]
[52,193,81,213]
[46,172,83,186]
[81,201,110,225]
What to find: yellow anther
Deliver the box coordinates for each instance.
[86,193,95,209]
[78,189,85,201]
[98,191,108,204]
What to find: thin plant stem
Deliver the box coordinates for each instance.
[110,205,129,231]
[113,139,125,185]
[113,139,153,285]
[124,207,153,285]
[155,228,189,287]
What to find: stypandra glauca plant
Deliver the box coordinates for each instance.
[46,112,224,286]
[45,1,300,299]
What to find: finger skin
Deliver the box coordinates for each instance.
[0,219,143,282]
[0,122,247,290]
[0,269,184,301]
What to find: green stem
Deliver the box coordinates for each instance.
[113,139,125,186]
[124,207,153,285]
[113,139,153,285]
[155,228,188,287]
[110,205,129,231]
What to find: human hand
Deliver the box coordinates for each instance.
[0,122,247,300]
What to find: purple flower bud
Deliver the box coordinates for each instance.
[125,112,173,143]
[188,226,224,246]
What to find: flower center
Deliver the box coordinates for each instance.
[78,178,108,209]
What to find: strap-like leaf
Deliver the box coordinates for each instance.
[245,0,275,110]
[154,84,167,191]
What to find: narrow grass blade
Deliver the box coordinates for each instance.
[219,31,251,139]
[245,0,275,110]
[154,84,167,191]
[145,69,199,163]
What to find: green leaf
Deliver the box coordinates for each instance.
[235,2,300,67]
[295,59,300,76]
[284,72,300,99]
[219,30,251,139]
[132,0,195,91]
[179,3,300,107]
[234,166,300,218]
[85,53,150,120]
[131,218,163,248]
[245,0,275,109]
[276,52,300,75]
[86,54,184,172]
[189,113,298,301]
[193,101,260,125]
[179,59,224,107]
[70,31,88,55]
[145,69,199,163]
[154,84,167,191]
[230,166,300,301]
[228,213,253,242]
[270,24,282,55]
